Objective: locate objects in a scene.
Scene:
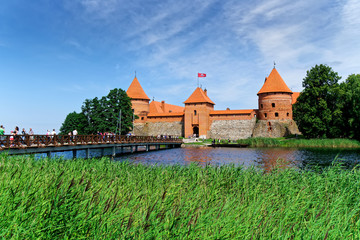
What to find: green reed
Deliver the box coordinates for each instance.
[1,154,360,239]
[237,137,360,148]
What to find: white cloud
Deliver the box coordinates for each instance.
[64,39,92,54]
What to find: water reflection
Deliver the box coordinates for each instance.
[252,148,298,172]
[115,147,360,170]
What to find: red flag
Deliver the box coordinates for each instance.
[198,73,206,77]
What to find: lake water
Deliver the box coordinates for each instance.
[46,146,360,171]
[114,147,360,171]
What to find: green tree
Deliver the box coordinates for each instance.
[105,88,133,134]
[59,112,89,135]
[341,74,360,139]
[64,88,134,134]
[293,64,343,138]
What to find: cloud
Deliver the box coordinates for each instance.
[64,39,92,54]
[60,0,360,108]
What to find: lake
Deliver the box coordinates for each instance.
[47,146,360,171]
[114,147,360,171]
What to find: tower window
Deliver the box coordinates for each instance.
[275,112,279,117]
[194,110,197,116]
[261,104,263,108]
[272,103,275,108]
[264,113,267,118]
[287,113,289,117]
[141,117,144,120]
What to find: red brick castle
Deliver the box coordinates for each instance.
[127,68,300,139]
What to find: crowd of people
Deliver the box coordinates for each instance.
[0,126,62,136]
[0,125,35,137]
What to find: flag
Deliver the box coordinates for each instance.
[198,73,206,77]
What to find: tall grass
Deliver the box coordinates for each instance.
[1,154,360,238]
[237,137,360,148]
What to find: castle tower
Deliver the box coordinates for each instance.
[257,68,293,120]
[184,88,215,138]
[126,76,150,123]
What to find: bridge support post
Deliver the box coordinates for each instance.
[112,146,116,159]
[157,145,160,150]
[146,144,149,152]
[86,148,90,159]
[47,151,51,158]
[73,150,77,159]
[131,146,134,153]
[135,145,138,152]
[101,148,105,157]
[120,146,123,154]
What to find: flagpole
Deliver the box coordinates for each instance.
[197,73,199,88]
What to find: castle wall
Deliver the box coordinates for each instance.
[146,115,183,122]
[252,120,300,138]
[132,122,183,137]
[208,118,256,140]
[209,113,254,121]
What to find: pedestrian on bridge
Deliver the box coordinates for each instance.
[29,128,34,141]
[14,126,19,135]
[0,125,4,142]
[0,125,4,136]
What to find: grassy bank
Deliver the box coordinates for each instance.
[236,137,360,148]
[1,154,360,239]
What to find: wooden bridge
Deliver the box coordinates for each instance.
[0,135,183,158]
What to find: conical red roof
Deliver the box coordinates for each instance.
[257,68,292,95]
[126,77,150,100]
[184,87,215,105]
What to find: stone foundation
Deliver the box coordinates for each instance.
[208,118,256,140]
[132,119,300,139]
[252,120,300,138]
[132,122,183,136]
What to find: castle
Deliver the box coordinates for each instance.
[127,67,300,139]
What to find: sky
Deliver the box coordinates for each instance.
[1,0,359,134]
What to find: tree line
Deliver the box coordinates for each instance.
[293,64,360,139]
[59,88,133,135]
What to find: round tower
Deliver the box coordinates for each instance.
[126,76,150,122]
[257,68,293,121]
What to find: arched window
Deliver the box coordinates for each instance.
[275,112,279,117]
[194,110,197,116]
[272,103,275,108]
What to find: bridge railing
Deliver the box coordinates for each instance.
[0,135,182,149]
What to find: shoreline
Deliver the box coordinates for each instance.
[183,138,360,149]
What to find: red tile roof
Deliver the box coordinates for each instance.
[258,68,292,95]
[292,92,300,104]
[210,109,255,115]
[184,87,215,104]
[149,101,184,114]
[147,112,185,117]
[126,77,150,100]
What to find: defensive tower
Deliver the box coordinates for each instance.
[126,76,150,123]
[184,88,215,138]
[257,68,293,121]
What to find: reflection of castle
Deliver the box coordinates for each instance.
[127,68,300,139]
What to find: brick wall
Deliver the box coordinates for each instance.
[258,93,293,120]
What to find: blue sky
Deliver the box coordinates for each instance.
[1,0,359,134]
